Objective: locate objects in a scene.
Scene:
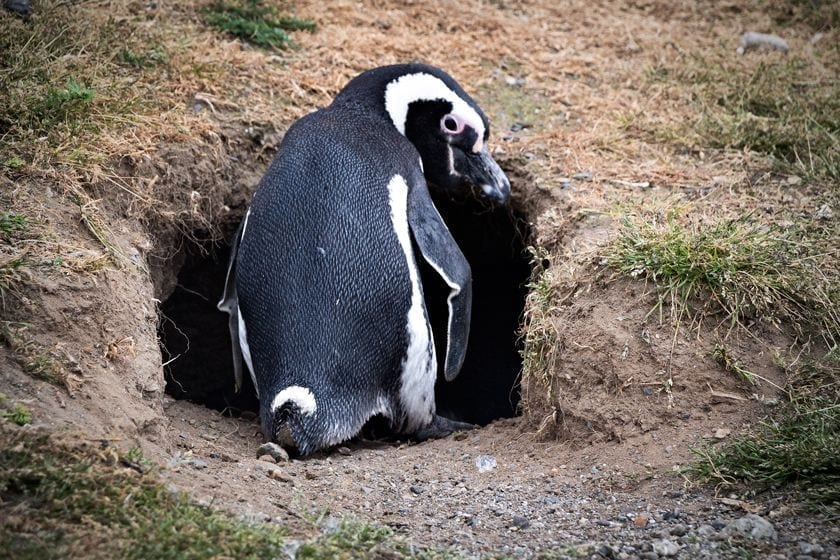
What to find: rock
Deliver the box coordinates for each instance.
[268,469,293,483]
[572,171,592,181]
[723,514,777,541]
[596,544,616,558]
[410,484,425,495]
[191,459,208,469]
[639,552,659,560]
[634,513,650,528]
[512,515,531,529]
[256,442,289,463]
[652,539,679,557]
[670,524,688,537]
[714,428,731,439]
[737,32,790,55]
[798,542,824,556]
[3,0,32,17]
[257,454,276,464]
[475,455,497,473]
[337,446,352,456]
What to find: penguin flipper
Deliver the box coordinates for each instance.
[217,210,249,394]
[406,179,472,382]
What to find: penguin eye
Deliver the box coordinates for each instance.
[441,114,465,135]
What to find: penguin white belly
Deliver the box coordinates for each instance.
[387,175,437,432]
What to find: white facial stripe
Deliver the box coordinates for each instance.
[384,73,486,142]
[271,385,317,416]
[387,175,436,432]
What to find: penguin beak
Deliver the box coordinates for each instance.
[467,147,511,205]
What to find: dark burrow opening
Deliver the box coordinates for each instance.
[158,200,531,427]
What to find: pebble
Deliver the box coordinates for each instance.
[723,514,778,541]
[337,446,352,456]
[572,171,592,181]
[257,454,276,464]
[268,469,293,483]
[256,442,289,463]
[512,515,531,530]
[652,539,679,557]
[798,542,824,556]
[475,455,497,473]
[410,484,425,495]
[634,513,650,528]
[670,524,688,537]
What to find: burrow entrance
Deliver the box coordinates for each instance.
[157,200,532,427]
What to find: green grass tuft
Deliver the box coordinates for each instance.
[0,425,287,560]
[33,78,96,127]
[1,403,32,426]
[690,348,840,507]
[205,0,315,50]
[3,156,25,169]
[0,212,28,238]
[297,518,463,559]
[604,212,839,343]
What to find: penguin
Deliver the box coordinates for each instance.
[218,64,510,456]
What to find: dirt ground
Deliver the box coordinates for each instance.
[2,0,838,557]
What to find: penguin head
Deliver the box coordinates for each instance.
[338,64,511,205]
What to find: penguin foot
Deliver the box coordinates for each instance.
[413,415,477,442]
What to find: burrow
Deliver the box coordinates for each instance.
[157,187,533,430]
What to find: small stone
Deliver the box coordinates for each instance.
[257,454,276,464]
[714,428,731,439]
[410,484,425,495]
[475,454,497,473]
[256,442,289,462]
[816,204,833,220]
[798,542,824,556]
[634,513,650,528]
[786,175,802,185]
[268,469,293,483]
[544,495,560,505]
[512,515,530,529]
[652,539,679,557]
[191,459,208,470]
[639,552,659,560]
[596,544,616,558]
[572,171,592,181]
[697,524,717,538]
[723,514,777,541]
[670,524,688,537]
[337,446,352,456]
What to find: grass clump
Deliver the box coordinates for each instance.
[0,322,66,387]
[1,403,32,426]
[0,425,287,560]
[604,211,839,343]
[650,55,840,181]
[0,212,28,239]
[297,518,461,559]
[34,78,95,127]
[691,348,840,507]
[205,0,315,49]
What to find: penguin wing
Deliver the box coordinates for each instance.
[217,210,249,394]
[406,177,472,382]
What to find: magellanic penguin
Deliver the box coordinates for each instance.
[218,64,511,456]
